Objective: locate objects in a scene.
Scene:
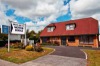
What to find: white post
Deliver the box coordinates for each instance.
[24,24,27,46]
[8,22,10,52]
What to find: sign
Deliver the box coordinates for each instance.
[1,25,9,34]
[11,22,25,34]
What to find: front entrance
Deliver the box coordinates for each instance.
[61,36,66,45]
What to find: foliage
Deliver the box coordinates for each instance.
[35,43,43,52]
[0,47,54,64]
[5,42,24,49]
[25,29,42,42]
[84,50,100,66]
[25,45,33,51]
[5,43,8,48]
[0,34,8,41]
[54,41,60,46]
[35,47,43,52]
[41,40,60,46]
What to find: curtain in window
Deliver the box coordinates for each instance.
[79,36,93,44]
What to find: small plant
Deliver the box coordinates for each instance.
[35,47,43,52]
[18,43,24,49]
[35,43,43,52]
[25,45,33,51]
[54,41,60,46]
[5,43,8,48]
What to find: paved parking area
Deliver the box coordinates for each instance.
[0,46,87,66]
[49,46,86,59]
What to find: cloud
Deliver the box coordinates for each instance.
[25,21,45,33]
[0,2,16,26]
[70,0,100,19]
[0,0,69,32]
[1,0,68,18]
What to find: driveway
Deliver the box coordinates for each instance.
[49,46,86,59]
[0,46,87,66]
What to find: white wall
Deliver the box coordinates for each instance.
[10,34,21,40]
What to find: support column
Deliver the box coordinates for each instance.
[93,35,99,48]
[40,37,42,44]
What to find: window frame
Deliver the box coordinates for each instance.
[66,24,75,30]
[79,35,94,44]
[47,27,55,32]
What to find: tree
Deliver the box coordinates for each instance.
[26,29,30,38]
[0,28,8,41]
[36,30,42,39]
[29,30,36,40]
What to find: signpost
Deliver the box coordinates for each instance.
[1,20,26,52]
[10,22,26,46]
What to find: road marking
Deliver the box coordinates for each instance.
[80,49,87,60]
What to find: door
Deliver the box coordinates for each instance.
[61,36,66,45]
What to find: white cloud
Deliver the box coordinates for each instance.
[70,0,100,19]
[0,0,69,32]
[1,0,68,18]
[25,21,45,33]
[0,2,16,26]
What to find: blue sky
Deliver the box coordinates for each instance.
[0,0,100,33]
[5,0,71,23]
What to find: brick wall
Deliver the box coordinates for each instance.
[66,36,79,46]
[93,35,99,48]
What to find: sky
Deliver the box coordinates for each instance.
[0,0,100,33]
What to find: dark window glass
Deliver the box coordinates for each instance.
[68,36,75,42]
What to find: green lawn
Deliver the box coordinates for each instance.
[0,47,54,64]
[84,50,100,66]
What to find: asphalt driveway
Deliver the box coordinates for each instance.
[49,46,86,59]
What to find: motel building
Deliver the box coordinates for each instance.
[40,17,99,48]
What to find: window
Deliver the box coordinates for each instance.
[68,36,75,42]
[66,24,75,30]
[47,27,55,32]
[79,36,93,44]
[42,37,50,43]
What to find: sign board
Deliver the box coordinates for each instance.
[1,25,9,34]
[11,22,25,34]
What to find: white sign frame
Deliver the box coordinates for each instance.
[10,22,25,34]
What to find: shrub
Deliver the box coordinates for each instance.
[35,43,43,52]
[25,45,33,51]
[35,47,43,52]
[54,41,60,46]
[5,43,8,48]
[18,43,24,49]
[10,43,19,48]
[41,42,53,46]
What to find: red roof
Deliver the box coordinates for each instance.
[40,17,99,37]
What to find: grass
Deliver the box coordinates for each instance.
[84,50,100,66]
[0,47,54,64]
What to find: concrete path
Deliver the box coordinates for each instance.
[0,46,87,66]
[20,55,86,66]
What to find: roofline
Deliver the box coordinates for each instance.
[48,17,96,25]
[40,34,99,37]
